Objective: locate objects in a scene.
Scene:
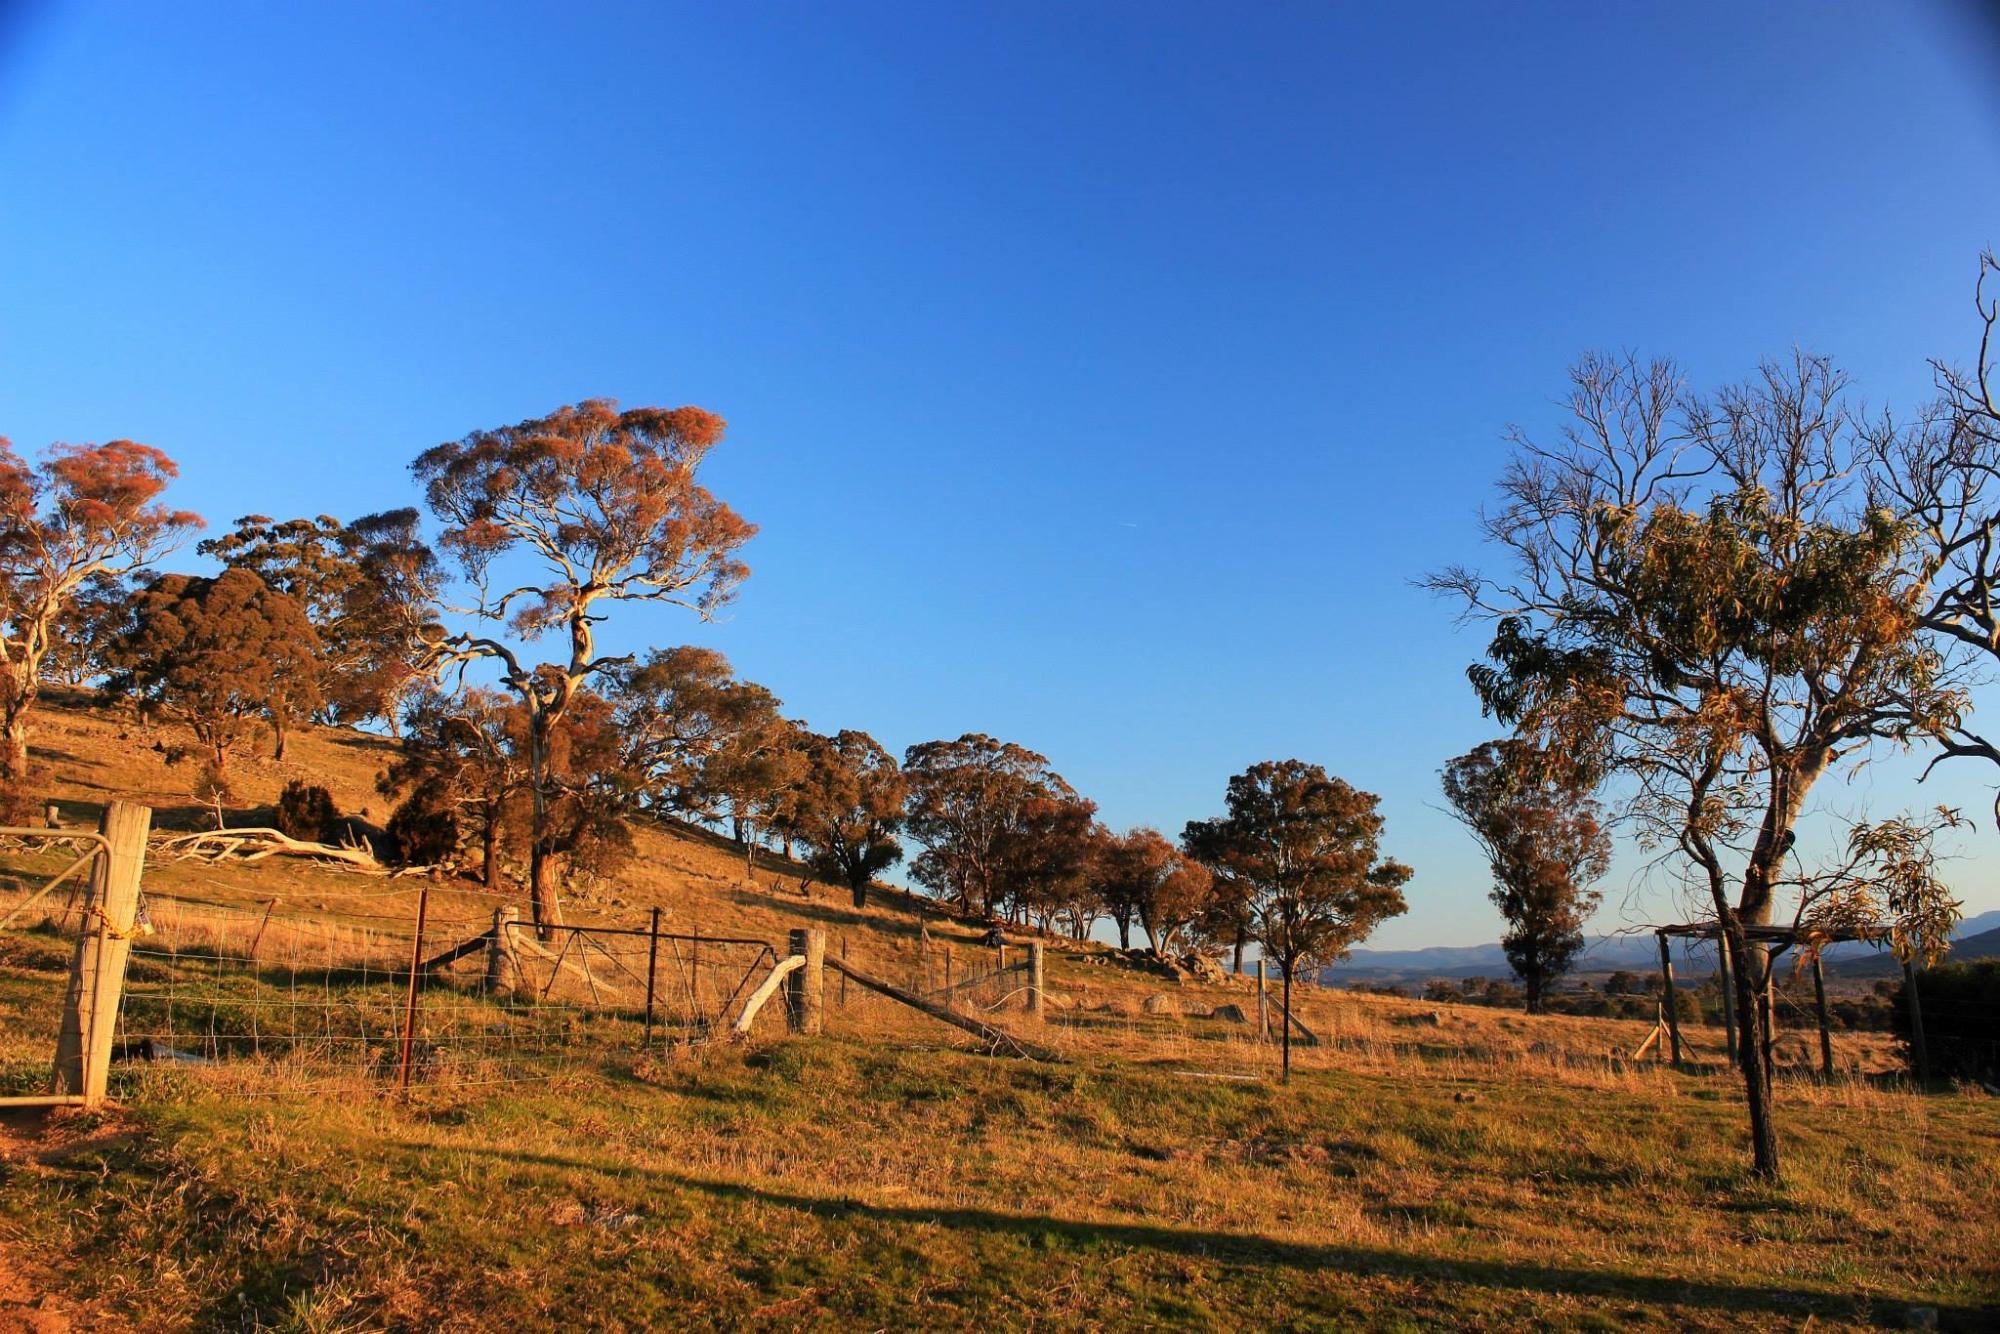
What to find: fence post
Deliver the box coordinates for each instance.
[248,897,280,962]
[1256,959,1270,1041]
[1656,932,1682,1066]
[644,907,663,1046]
[1903,958,1929,1083]
[51,800,150,1107]
[787,928,825,1035]
[483,906,520,997]
[1028,941,1045,1021]
[1811,952,1834,1078]
[1718,931,1738,1063]
[397,881,432,1091]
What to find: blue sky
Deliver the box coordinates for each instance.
[4,1,1999,947]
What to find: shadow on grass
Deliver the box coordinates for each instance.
[396,1140,1993,1327]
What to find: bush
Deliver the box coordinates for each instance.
[274,780,340,842]
[1894,959,2000,1083]
[386,782,460,868]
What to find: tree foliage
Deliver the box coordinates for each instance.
[1431,350,1969,1178]
[199,510,443,730]
[108,569,321,784]
[782,728,906,908]
[0,437,199,811]
[1441,740,1611,1012]
[414,400,753,929]
[901,734,1076,920]
[1184,760,1409,1078]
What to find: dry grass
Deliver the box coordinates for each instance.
[0,697,1995,1329]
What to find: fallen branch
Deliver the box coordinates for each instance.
[827,955,1061,1062]
[153,827,395,874]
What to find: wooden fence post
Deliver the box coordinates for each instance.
[51,800,150,1107]
[787,928,825,1035]
[483,906,520,997]
[397,881,432,1091]
[1718,932,1738,1063]
[1811,952,1834,1078]
[1657,932,1683,1066]
[247,898,281,962]
[1903,959,1929,1083]
[1028,941,1045,1021]
[1256,959,1270,1041]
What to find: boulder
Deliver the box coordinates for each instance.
[1209,1002,1249,1025]
[1142,992,1181,1017]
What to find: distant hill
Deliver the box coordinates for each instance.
[1826,925,2000,980]
[1325,909,2000,986]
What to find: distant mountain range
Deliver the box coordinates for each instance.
[1321,909,2000,985]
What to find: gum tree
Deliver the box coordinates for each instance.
[414,400,754,932]
[1432,352,1968,1178]
[1184,760,1410,1082]
[0,438,199,808]
[782,729,907,909]
[1441,739,1611,1013]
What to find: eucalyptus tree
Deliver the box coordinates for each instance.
[1184,760,1410,1081]
[1441,739,1611,1013]
[1432,351,1971,1178]
[414,400,754,931]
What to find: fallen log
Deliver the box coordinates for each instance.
[420,929,491,975]
[826,955,1061,1062]
[153,827,391,874]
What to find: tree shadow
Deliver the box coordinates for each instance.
[380,1140,1995,1327]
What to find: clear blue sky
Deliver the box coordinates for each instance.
[4,1,1999,947]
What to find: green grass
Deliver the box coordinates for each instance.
[3,1028,1995,1331]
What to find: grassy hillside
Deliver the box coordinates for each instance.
[0,698,1996,1330]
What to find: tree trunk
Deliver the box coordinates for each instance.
[0,696,30,803]
[1232,925,1246,975]
[481,817,500,889]
[272,720,288,761]
[1524,973,1543,1015]
[1116,913,1131,950]
[1724,918,1781,1179]
[527,711,555,938]
[850,878,868,910]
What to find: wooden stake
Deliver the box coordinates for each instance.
[1028,941,1045,1021]
[483,906,520,997]
[247,898,281,962]
[1903,958,1929,1083]
[51,801,150,1107]
[1718,931,1738,1063]
[786,928,825,1035]
[1256,959,1270,1041]
[1811,952,1833,1078]
[396,881,431,1092]
[1657,932,1683,1066]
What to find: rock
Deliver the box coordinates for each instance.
[1180,953,1228,985]
[1209,1003,1249,1024]
[1393,1011,1444,1028]
[1142,993,1180,1017]
[1453,1091,1479,1104]
[1905,1306,1938,1330]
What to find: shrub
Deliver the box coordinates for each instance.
[386,781,460,868]
[274,780,340,842]
[1894,959,2000,1083]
